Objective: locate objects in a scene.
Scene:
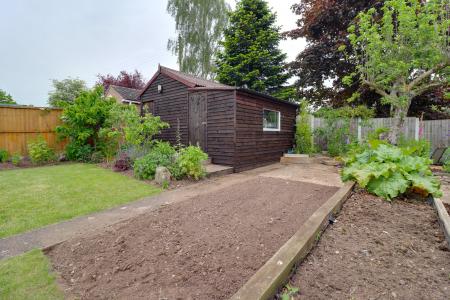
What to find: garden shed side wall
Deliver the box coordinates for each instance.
[140,73,189,146]
[234,91,297,171]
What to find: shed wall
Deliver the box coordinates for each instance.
[140,73,189,145]
[234,91,297,171]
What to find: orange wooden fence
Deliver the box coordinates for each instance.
[0,105,66,155]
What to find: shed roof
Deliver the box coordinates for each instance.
[139,65,298,108]
[107,85,142,101]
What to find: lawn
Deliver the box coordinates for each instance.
[0,163,160,238]
[0,249,63,299]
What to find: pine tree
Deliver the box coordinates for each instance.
[215,0,289,93]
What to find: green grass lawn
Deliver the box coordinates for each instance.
[0,250,63,299]
[0,164,160,238]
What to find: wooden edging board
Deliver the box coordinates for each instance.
[231,181,355,300]
[433,197,450,247]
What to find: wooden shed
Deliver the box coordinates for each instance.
[139,66,298,171]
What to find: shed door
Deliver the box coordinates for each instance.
[189,92,207,151]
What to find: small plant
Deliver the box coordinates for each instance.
[65,142,92,162]
[161,180,170,189]
[0,149,9,163]
[342,141,442,200]
[443,148,450,173]
[113,152,132,172]
[176,146,208,180]
[11,153,22,166]
[280,284,300,300]
[133,142,176,180]
[295,100,313,155]
[90,151,105,163]
[27,136,56,165]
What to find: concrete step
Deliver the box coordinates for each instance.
[204,163,234,178]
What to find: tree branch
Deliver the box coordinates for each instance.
[412,81,445,97]
[362,79,390,98]
[408,62,448,90]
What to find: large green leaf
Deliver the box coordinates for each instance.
[373,144,403,162]
[405,172,442,198]
[366,172,410,200]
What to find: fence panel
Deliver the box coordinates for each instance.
[312,116,449,153]
[0,106,65,155]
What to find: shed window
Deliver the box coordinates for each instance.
[263,109,281,131]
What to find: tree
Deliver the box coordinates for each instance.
[288,0,448,119]
[346,0,449,144]
[48,78,87,107]
[0,89,16,104]
[96,70,146,90]
[167,0,229,79]
[215,0,289,93]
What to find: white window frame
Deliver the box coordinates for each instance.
[263,109,281,132]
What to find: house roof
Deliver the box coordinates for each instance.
[138,65,298,108]
[108,85,142,101]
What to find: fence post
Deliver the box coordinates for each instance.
[414,118,420,141]
[357,117,362,142]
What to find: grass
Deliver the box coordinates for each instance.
[0,249,63,299]
[0,163,160,238]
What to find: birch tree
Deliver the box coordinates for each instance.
[167,0,229,79]
[345,0,449,144]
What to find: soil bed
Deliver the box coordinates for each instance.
[46,177,338,299]
[283,190,450,300]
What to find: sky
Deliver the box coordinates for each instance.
[0,0,306,107]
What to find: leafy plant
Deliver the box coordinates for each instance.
[314,105,374,156]
[65,142,92,162]
[124,113,170,151]
[11,153,22,166]
[280,284,300,300]
[133,142,176,180]
[176,146,208,180]
[90,151,105,163]
[443,148,450,173]
[295,100,313,155]
[113,153,132,172]
[397,138,431,159]
[27,136,56,165]
[56,86,117,160]
[342,142,442,200]
[0,149,9,163]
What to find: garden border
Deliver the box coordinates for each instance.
[231,181,355,300]
[433,197,450,247]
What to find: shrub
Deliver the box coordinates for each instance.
[176,146,208,180]
[90,151,105,163]
[113,153,132,172]
[443,148,450,173]
[11,153,22,166]
[133,142,176,180]
[295,100,313,155]
[398,138,431,159]
[65,142,92,162]
[342,141,442,200]
[27,136,56,164]
[0,149,9,163]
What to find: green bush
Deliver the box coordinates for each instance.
[11,153,22,166]
[133,142,176,180]
[443,148,450,173]
[342,141,442,200]
[176,146,208,180]
[398,137,431,159]
[65,143,93,162]
[0,149,9,163]
[27,136,56,165]
[295,100,313,155]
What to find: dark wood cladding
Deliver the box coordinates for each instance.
[140,71,297,171]
[205,90,235,166]
[141,74,189,145]
[234,91,297,171]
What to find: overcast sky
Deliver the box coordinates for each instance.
[0,0,305,106]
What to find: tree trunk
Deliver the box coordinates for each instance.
[387,95,412,145]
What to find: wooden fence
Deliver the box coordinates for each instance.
[0,105,65,155]
[312,116,450,152]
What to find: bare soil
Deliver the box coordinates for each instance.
[46,177,338,299]
[285,190,450,300]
